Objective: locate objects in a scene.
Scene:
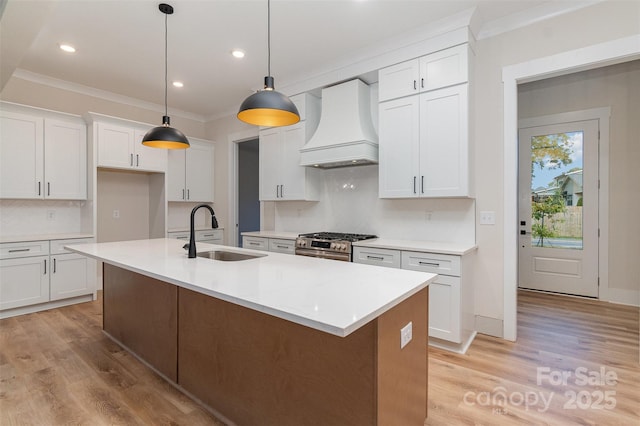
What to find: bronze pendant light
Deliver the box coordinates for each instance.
[237,0,300,127]
[142,3,190,149]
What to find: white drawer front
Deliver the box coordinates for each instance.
[50,238,93,255]
[401,251,460,276]
[168,232,190,240]
[269,238,295,254]
[243,236,268,251]
[353,247,401,269]
[196,229,223,242]
[0,241,49,259]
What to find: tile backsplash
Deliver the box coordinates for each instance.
[274,165,476,244]
[0,199,85,236]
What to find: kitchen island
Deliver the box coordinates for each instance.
[67,238,436,426]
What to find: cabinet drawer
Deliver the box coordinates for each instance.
[353,247,401,269]
[168,232,189,240]
[50,238,92,255]
[401,251,460,276]
[243,236,268,251]
[0,241,49,259]
[269,238,295,254]
[196,229,223,242]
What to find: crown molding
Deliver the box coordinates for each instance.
[475,0,605,40]
[12,68,207,123]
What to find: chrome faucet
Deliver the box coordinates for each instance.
[187,204,218,258]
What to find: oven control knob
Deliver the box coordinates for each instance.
[298,240,305,247]
[341,244,347,250]
[330,243,336,249]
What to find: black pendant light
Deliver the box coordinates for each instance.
[142,3,189,149]
[237,0,300,127]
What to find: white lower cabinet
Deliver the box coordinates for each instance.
[0,255,49,310]
[242,236,296,255]
[0,238,95,317]
[353,245,475,353]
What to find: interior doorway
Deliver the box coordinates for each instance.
[236,138,260,246]
[518,117,600,298]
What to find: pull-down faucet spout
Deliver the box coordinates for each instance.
[187,204,218,258]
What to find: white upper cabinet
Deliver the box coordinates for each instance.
[259,93,320,201]
[167,139,214,202]
[378,44,473,198]
[96,122,167,172]
[0,107,86,200]
[378,44,469,102]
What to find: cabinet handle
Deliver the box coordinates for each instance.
[249,242,260,246]
[187,189,190,200]
[275,245,288,249]
[136,154,139,167]
[202,233,214,237]
[182,189,185,200]
[418,261,440,267]
[130,153,134,166]
[367,255,384,261]
[43,259,47,274]
[413,80,417,90]
[421,175,424,194]
[280,185,284,198]
[53,258,57,273]
[8,248,30,253]
[38,181,41,196]
[47,182,51,196]
[276,185,279,198]
[413,176,417,194]
[421,78,424,89]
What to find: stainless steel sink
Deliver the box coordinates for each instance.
[196,250,266,262]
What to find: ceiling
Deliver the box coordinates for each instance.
[1,0,587,121]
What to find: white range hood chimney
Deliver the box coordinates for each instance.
[300,79,378,169]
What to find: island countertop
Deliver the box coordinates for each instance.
[66,238,436,337]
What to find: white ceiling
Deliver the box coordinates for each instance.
[1,0,591,121]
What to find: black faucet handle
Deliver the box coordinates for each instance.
[182,243,190,251]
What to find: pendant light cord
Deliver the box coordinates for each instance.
[164,9,169,117]
[267,0,271,78]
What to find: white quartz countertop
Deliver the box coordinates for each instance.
[66,238,435,337]
[241,231,301,240]
[1,233,94,244]
[353,238,478,256]
[167,227,224,233]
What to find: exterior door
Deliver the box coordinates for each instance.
[518,119,599,297]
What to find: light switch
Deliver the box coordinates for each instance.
[400,322,412,349]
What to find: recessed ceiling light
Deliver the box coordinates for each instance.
[172,81,184,88]
[59,44,76,53]
[231,49,245,59]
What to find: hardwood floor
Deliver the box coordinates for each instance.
[1,290,638,425]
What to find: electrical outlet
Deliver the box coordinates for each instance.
[46,210,56,221]
[425,211,433,221]
[400,321,413,349]
[479,211,496,225]
[113,209,120,219]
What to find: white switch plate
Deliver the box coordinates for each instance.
[400,321,412,349]
[479,211,495,225]
[113,209,120,219]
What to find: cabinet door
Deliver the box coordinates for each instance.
[50,253,89,300]
[259,128,281,201]
[167,150,186,201]
[419,84,468,197]
[378,59,420,102]
[428,275,461,342]
[378,96,420,198]
[44,119,87,199]
[0,111,44,199]
[185,142,214,202]
[280,123,307,200]
[97,123,134,169]
[134,129,168,172]
[0,256,49,310]
[419,44,468,92]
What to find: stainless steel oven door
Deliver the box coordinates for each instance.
[294,247,351,262]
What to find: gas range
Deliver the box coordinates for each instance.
[295,232,377,262]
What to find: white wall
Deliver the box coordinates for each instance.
[0,199,84,237]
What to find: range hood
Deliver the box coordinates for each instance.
[300,79,378,169]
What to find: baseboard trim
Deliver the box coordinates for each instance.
[602,287,640,307]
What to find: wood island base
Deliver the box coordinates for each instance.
[103,263,428,425]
